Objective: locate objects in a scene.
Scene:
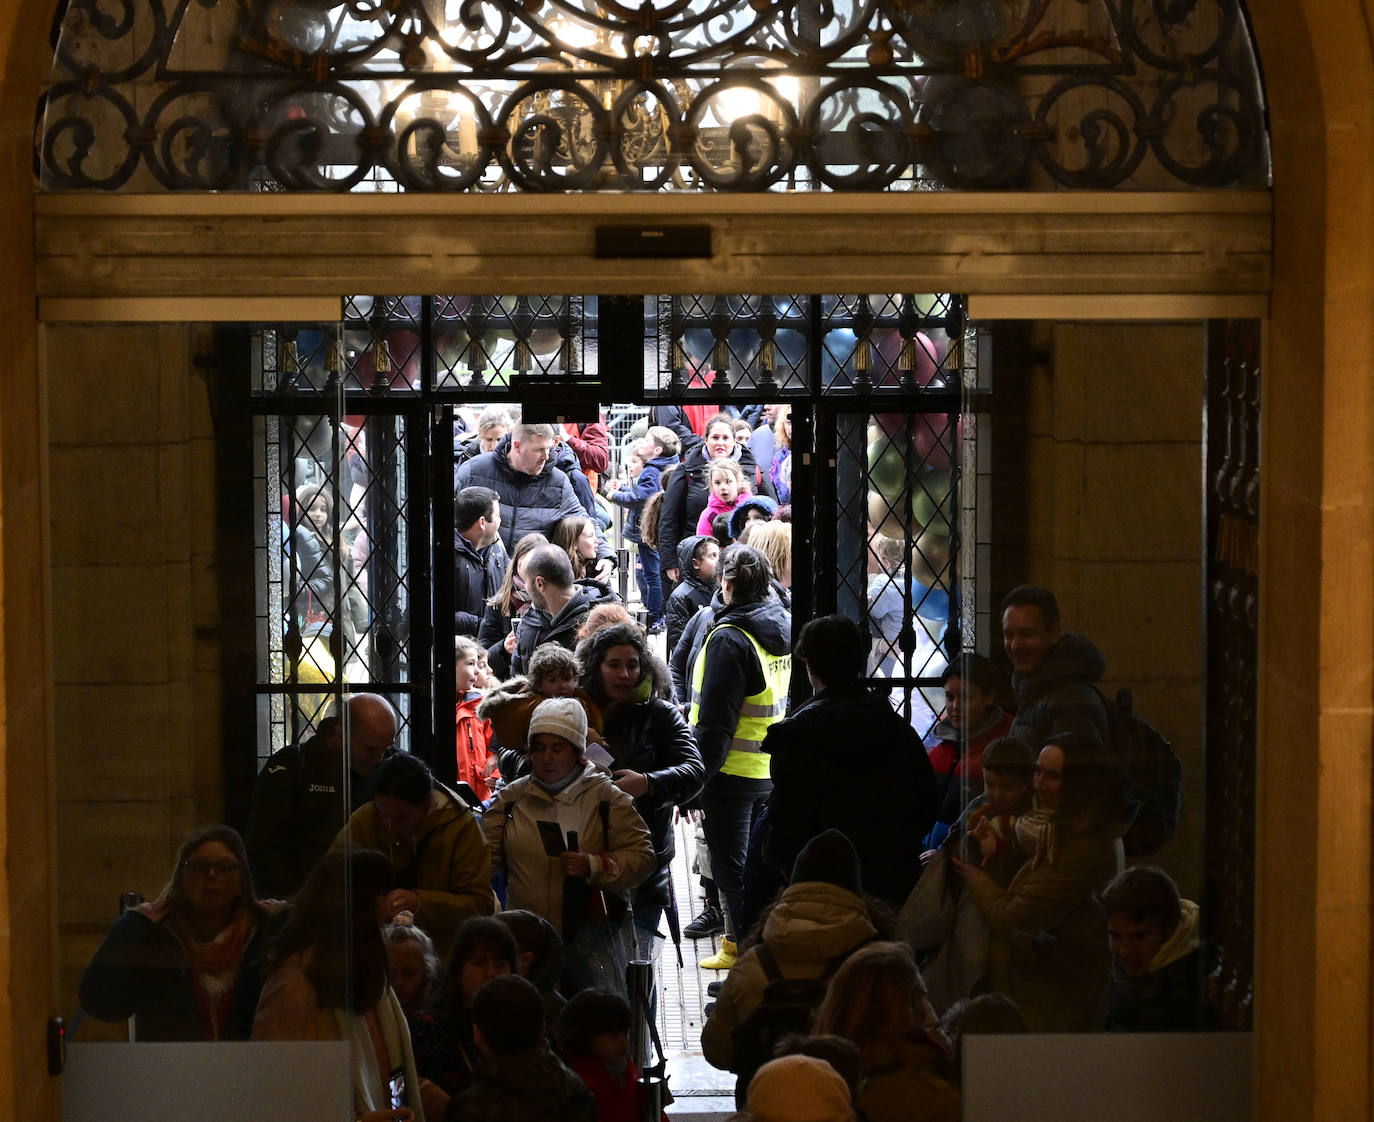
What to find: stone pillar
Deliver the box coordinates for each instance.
[46,324,225,1036]
[1022,321,1207,896]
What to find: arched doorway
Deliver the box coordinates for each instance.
[2,1,1373,1120]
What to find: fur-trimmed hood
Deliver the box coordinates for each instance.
[476,676,533,721]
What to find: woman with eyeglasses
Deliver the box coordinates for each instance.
[79,824,282,1041]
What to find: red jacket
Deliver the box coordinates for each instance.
[927,709,1014,788]
[455,693,496,802]
[563,420,610,475]
[565,1054,666,1122]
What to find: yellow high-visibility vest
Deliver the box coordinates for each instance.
[689,623,791,779]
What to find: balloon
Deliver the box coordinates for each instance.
[867,438,907,499]
[868,491,907,539]
[912,413,955,469]
[908,331,942,387]
[869,413,910,442]
[910,467,954,534]
[912,528,951,584]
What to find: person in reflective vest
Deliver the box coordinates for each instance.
[687,543,792,970]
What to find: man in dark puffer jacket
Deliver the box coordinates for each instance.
[511,544,618,676]
[1001,584,1111,746]
[456,424,610,575]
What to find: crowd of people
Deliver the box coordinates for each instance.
[80,403,1199,1122]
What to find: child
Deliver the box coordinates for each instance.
[496,909,568,1030]
[710,511,733,548]
[607,428,679,632]
[473,647,494,691]
[865,533,943,734]
[664,535,719,658]
[727,495,779,541]
[576,602,634,644]
[456,636,498,802]
[900,738,1034,1014]
[557,989,668,1122]
[695,458,752,536]
[744,1054,858,1122]
[1099,866,1201,1031]
[478,644,606,780]
[923,654,1014,851]
[411,916,520,1117]
[939,994,1029,1081]
[961,736,1035,881]
[384,919,442,1020]
[446,973,596,1122]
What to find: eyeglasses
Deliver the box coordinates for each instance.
[183,859,241,878]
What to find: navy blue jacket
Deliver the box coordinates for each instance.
[79,909,277,1041]
[607,452,677,544]
[455,436,588,555]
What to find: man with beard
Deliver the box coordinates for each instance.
[510,544,618,676]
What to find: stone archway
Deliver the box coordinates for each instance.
[1,3,1372,1121]
[1237,3,1374,1116]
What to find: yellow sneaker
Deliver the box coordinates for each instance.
[699,938,737,970]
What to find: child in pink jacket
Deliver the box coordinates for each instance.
[696,458,752,537]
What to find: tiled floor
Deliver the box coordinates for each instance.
[654,817,737,1116]
[641,612,736,1113]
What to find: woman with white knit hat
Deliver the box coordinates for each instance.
[482,696,655,995]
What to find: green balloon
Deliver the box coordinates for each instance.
[910,467,953,533]
[867,439,906,499]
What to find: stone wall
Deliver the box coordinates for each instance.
[1022,321,1207,895]
[47,323,224,1035]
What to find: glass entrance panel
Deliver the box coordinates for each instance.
[55,297,1228,1122]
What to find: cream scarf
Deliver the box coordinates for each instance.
[332,985,426,1122]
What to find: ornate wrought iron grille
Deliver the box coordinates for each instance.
[652,291,963,396]
[39,0,1268,191]
[245,290,973,765]
[1203,316,1258,1029]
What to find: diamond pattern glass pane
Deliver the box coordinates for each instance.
[432,295,589,395]
[833,408,960,738]
[249,290,976,760]
[253,399,413,765]
[819,292,963,392]
[651,294,812,396]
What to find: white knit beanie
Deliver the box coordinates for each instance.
[527,697,588,752]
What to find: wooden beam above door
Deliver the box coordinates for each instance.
[34,192,1270,318]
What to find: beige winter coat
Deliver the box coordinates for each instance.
[701,881,878,1072]
[482,763,654,935]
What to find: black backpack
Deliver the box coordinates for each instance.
[1101,688,1184,857]
[730,943,851,1099]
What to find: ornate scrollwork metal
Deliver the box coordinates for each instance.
[37,0,1269,191]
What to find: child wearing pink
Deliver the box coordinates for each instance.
[695,459,752,537]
